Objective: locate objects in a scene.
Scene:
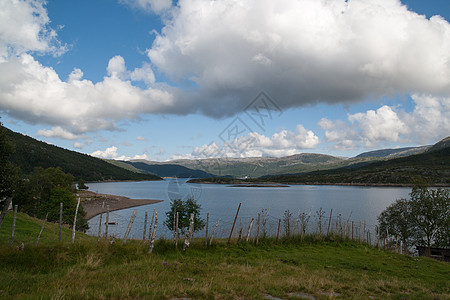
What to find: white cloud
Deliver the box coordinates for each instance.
[349,105,409,146]
[404,94,450,144]
[107,55,127,79]
[73,142,83,149]
[187,125,319,159]
[0,54,174,133]
[91,146,151,161]
[37,126,83,140]
[119,0,172,14]
[1,0,449,142]
[91,146,119,159]
[136,136,147,141]
[0,0,66,61]
[319,118,357,151]
[319,94,450,150]
[148,0,450,117]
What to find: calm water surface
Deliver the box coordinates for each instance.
[86,180,411,240]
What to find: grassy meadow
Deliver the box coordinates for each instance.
[0,212,449,299]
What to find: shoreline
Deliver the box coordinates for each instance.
[78,191,163,220]
[188,180,450,188]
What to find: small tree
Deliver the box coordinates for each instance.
[164,197,205,235]
[77,178,89,190]
[378,198,413,252]
[409,186,449,249]
[378,186,449,254]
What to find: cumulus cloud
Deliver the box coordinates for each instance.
[91,146,119,159]
[136,136,147,141]
[319,94,450,150]
[91,146,151,161]
[37,126,84,140]
[0,54,174,133]
[0,0,171,134]
[119,0,172,14]
[0,0,66,61]
[149,0,450,117]
[1,0,449,141]
[349,105,409,146]
[183,125,319,159]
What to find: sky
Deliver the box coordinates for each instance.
[0,0,449,162]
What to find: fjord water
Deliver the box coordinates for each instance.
[86,180,410,240]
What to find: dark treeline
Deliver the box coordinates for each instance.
[1,123,88,230]
[0,123,161,231]
[4,126,161,182]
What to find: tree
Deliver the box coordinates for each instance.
[42,186,88,231]
[0,122,15,229]
[164,197,205,235]
[378,198,413,252]
[378,186,450,254]
[409,186,449,249]
[77,178,89,190]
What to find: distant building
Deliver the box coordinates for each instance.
[416,246,450,262]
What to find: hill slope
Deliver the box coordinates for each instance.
[5,127,162,181]
[259,141,450,185]
[125,161,215,178]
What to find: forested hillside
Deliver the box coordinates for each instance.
[260,144,450,185]
[4,127,161,181]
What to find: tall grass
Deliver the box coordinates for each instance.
[0,211,449,299]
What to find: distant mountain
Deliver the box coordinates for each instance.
[427,136,450,152]
[256,137,450,186]
[124,161,215,178]
[150,153,347,178]
[5,127,161,182]
[355,146,430,158]
[124,141,445,179]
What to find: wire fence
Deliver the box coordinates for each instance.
[88,205,391,250]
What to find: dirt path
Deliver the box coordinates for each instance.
[78,191,163,220]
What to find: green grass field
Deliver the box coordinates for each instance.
[0,212,449,299]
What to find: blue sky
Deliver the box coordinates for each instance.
[1,0,449,161]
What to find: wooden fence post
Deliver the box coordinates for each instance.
[149,211,158,253]
[262,209,269,238]
[98,201,104,241]
[363,221,366,243]
[142,211,148,243]
[359,221,362,242]
[175,212,179,249]
[59,202,63,243]
[238,219,243,242]
[327,208,333,235]
[246,218,254,242]
[276,219,281,243]
[35,213,48,246]
[209,219,221,245]
[148,209,155,240]
[183,213,194,251]
[255,213,260,245]
[172,210,176,243]
[105,205,110,239]
[10,204,18,248]
[72,197,81,244]
[228,203,241,244]
[205,213,209,247]
[123,209,138,244]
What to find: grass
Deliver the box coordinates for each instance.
[0,212,449,299]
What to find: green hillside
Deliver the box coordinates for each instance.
[260,145,450,185]
[5,127,162,181]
